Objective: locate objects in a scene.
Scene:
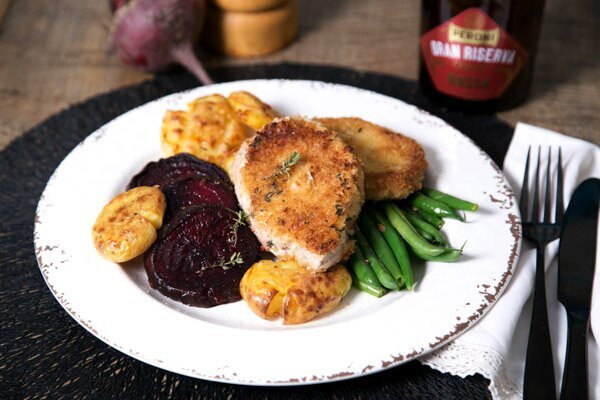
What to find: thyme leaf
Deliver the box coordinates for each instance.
[262,151,301,202]
[264,181,283,203]
[224,252,244,269]
[203,252,244,272]
[229,210,248,244]
[269,151,301,179]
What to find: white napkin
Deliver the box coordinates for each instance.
[419,123,600,399]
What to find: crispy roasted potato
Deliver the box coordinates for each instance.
[161,94,252,171]
[227,91,281,131]
[161,110,189,153]
[92,186,166,263]
[239,260,352,324]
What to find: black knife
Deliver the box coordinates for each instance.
[558,178,600,400]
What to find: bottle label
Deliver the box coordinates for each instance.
[420,8,529,101]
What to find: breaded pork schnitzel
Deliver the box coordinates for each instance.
[316,117,427,201]
[230,117,364,272]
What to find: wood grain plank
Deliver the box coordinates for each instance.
[0,0,598,149]
[0,0,10,29]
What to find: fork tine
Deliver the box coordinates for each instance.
[531,146,542,223]
[520,146,532,221]
[555,147,565,224]
[543,147,552,223]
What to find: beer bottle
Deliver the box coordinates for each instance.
[419,0,546,112]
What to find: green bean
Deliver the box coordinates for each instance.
[404,209,448,245]
[415,208,444,229]
[349,248,387,297]
[358,213,404,286]
[412,247,463,262]
[369,207,413,290]
[410,192,464,221]
[382,203,446,257]
[352,276,387,297]
[401,207,443,231]
[421,188,479,212]
[355,228,399,290]
[416,228,435,242]
[350,246,385,292]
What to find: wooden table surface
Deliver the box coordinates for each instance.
[0,0,599,150]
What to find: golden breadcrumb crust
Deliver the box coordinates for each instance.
[316,117,427,200]
[241,118,363,256]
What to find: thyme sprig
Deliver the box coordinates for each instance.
[202,252,244,272]
[269,151,301,179]
[229,210,248,244]
[222,252,244,269]
[264,151,301,202]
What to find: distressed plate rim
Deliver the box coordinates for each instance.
[34,79,521,386]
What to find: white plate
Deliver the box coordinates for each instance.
[34,80,521,385]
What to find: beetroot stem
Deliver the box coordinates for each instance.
[171,44,214,86]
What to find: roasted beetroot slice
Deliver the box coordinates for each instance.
[128,153,230,189]
[163,177,238,219]
[145,205,259,307]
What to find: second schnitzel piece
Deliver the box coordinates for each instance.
[230,117,364,272]
[316,117,427,201]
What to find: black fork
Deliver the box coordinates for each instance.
[522,146,564,399]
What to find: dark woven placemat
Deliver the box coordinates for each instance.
[0,63,513,399]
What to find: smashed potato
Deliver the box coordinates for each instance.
[161,94,252,171]
[227,91,281,131]
[239,260,352,324]
[160,110,189,153]
[92,186,166,263]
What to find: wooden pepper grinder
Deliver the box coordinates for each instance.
[203,0,298,57]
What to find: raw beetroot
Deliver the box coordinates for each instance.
[145,205,260,307]
[128,153,230,189]
[162,176,238,220]
[109,0,130,12]
[110,0,213,85]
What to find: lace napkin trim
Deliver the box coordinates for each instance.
[420,341,522,400]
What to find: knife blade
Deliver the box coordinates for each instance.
[558,177,600,400]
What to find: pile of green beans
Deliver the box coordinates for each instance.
[349,188,478,297]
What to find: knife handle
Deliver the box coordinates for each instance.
[560,312,589,400]
[524,246,556,400]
